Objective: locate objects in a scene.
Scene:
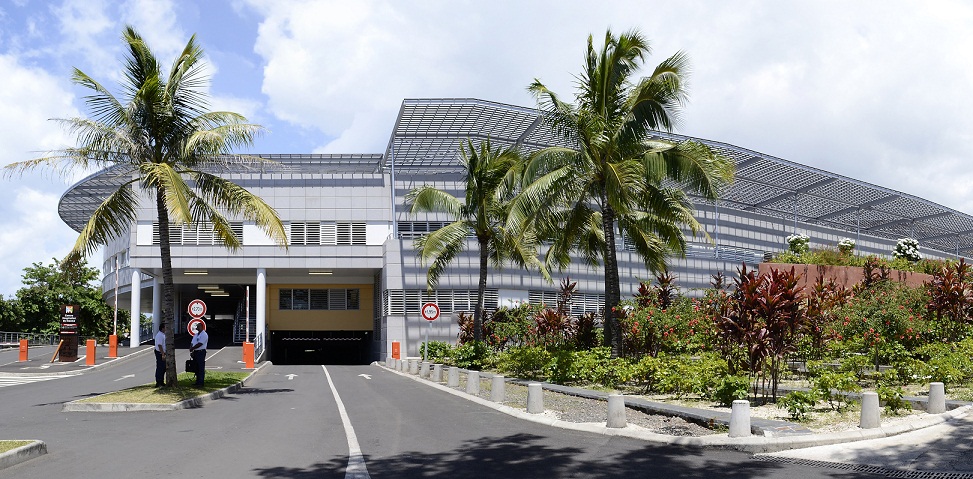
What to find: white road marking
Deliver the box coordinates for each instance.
[114,374,136,381]
[0,375,66,388]
[323,366,371,479]
[358,374,371,380]
[286,374,298,380]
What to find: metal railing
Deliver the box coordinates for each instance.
[0,331,60,347]
[254,333,265,362]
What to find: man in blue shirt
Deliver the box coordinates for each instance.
[189,321,209,387]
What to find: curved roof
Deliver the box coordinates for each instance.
[384,98,973,257]
[59,98,973,257]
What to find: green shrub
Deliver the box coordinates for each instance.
[778,390,817,421]
[710,375,750,406]
[877,384,912,415]
[420,341,453,363]
[811,370,861,412]
[496,345,552,380]
[547,347,633,388]
[452,341,492,370]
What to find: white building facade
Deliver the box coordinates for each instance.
[58,99,973,364]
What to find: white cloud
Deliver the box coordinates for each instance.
[0,188,78,297]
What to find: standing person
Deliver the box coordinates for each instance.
[189,321,208,387]
[154,324,166,387]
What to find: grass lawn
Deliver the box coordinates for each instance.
[76,371,249,404]
[0,441,33,453]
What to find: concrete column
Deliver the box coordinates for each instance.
[928,382,947,414]
[420,361,430,378]
[860,392,880,429]
[256,268,267,339]
[527,383,544,414]
[448,367,460,387]
[729,400,751,437]
[130,269,142,347]
[431,364,442,382]
[491,375,505,403]
[152,277,161,334]
[607,394,627,428]
[466,370,480,395]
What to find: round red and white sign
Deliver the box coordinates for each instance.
[187,318,206,336]
[421,302,440,321]
[187,299,207,319]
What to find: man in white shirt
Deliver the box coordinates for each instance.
[154,324,166,387]
[189,321,209,387]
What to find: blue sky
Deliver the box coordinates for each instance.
[1,0,973,296]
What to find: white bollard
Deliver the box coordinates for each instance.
[729,400,751,437]
[431,364,442,382]
[527,383,544,414]
[860,391,880,429]
[466,370,480,395]
[448,367,460,387]
[607,394,627,428]
[928,382,947,414]
[420,361,430,378]
[385,357,391,368]
[491,375,505,403]
[409,359,418,375]
[397,359,405,372]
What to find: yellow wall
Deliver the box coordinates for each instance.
[267,283,373,331]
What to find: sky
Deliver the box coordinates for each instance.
[1,0,972,297]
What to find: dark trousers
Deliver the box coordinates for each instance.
[155,350,165,385]
[192,349,206,385]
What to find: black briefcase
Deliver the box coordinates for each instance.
[186,358,197,372]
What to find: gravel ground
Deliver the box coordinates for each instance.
[454,375,715,437]
[437,372,927,437]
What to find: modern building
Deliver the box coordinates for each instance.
[58,98,973,364]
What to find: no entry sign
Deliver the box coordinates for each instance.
[421,302,440,321]
[187,318,206,336]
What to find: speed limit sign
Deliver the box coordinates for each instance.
[187,299,207,319]
[421,302,440,321]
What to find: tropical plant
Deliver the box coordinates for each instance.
[837,238,855,255]
[408,138,547,342]
[786,234,810,254]
[515,29,733,357]
[3,27,287,385]
[893,238,922,262]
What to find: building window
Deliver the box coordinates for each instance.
[279,288,361,310]
[288,222,366,245]
[152,222,243,246]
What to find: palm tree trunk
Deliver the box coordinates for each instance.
[156,188,177,386]
[601,202,622,358]
[473,238,489,343]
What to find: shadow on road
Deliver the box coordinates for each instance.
[250,432,881,478]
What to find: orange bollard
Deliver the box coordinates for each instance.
[108,334,118,358]
[18,339,28,361]
[392,341,401,360]
[86,339,96,366]
[243,342,255,369]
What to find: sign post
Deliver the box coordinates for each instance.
[187,299,207,337]
[59,305,79,362]
[420,302,440,360]
[109,257,118,358]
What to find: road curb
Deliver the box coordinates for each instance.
[61,361,270,412]
[0,440,47,470]
[376,362,973,453]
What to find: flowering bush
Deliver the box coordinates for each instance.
[785,233,810,254]
[893,238,921,262]
[837,238,856,255]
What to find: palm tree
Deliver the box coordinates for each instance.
[3,26,287,385]
[407,138,548,342]
[514,29,734,357]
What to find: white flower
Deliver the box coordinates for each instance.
[893,237,921,262]
[785,234,810,254]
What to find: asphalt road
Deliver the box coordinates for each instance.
[0,356,891,478]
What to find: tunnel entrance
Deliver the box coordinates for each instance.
[270,330,371,365]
